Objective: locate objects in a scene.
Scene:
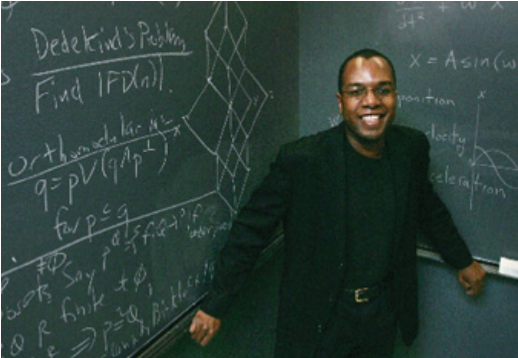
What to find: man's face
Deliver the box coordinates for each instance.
[336,56,397,149]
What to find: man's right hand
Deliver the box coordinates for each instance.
[189,309,222,347]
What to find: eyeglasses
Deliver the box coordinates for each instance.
[341,85,396,100]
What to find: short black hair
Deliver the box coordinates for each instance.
[338,49,397,92]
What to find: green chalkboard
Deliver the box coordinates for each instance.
[299,1,518,265]
[1,2,298,357]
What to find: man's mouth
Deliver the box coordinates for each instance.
[360,114,383,127]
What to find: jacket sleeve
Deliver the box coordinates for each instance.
[201,146,293,318]
[417,134,473,270]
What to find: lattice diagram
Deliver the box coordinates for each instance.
[183,2,269,213]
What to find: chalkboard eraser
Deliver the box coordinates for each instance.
[499,257,518,279]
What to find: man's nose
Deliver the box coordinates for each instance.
[362,88,381,106]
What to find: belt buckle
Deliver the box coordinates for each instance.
[355,287,369,303]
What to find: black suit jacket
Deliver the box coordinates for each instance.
[203,122,473,357]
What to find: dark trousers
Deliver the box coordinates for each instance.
[314,284,397,358]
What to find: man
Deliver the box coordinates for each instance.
[190,49,486,357]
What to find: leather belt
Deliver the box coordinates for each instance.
[343,283,383,303]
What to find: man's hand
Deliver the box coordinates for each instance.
[189,309,221,347]
[458,260,486,296]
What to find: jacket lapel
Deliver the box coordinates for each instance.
[386,128,412,252]
[320,122,347,252]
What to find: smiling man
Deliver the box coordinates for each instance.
[190,49,485,358]
[337,54,397,158]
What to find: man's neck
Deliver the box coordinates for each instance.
[346,134,386,159]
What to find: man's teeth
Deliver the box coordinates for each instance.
[362,115,380,121]
[361,115,382,126]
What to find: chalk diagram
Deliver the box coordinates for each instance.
[182,1,269,214]
[2,1,270,275]
[468,98,518,210]
[1,6,273,356]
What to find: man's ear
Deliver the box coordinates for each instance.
[336,93,343,114]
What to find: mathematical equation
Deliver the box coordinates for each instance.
[395,1,507,30]
[7,110,181,213]
[2,2,271,357]
[408,50,517,73]
[2,221,221,358]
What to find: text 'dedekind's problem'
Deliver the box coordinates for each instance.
[2,2,287,357]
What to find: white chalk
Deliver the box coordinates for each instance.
[499,257,518,279]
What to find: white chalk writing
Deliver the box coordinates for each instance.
[395,2,506,30]
[2,68,11,86]
[2,3,269,358]
[1,1,19,22]
[409,50,516,73]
